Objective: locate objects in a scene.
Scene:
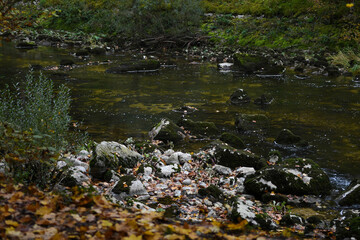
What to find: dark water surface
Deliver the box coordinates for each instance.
[1,40,359,184]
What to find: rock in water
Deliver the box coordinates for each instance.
[149,118,185,143]
[177,118,219,137]
[230,89,251,105]
[336,179,360,206]
[106,60,160,73]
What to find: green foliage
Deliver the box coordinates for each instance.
[0,122,59,188]
[38,0,203,38]
[0,70,71,148]
[330,49,360,72]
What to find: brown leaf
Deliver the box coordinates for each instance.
[36,206,52,216]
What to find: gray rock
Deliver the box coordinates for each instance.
[61,166,90,187]
[230,198,256,223]
[182,162,192,171]
[213,164,232,175]
[168,152,192,165]
[183,178,192,185]
[158,165,178,178]
[149,118,185,143]
[230,89,251,105]
[129,180,148,196]
[336,179,360,206]
[235,167,256,177]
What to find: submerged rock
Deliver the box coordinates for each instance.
[244,158,331,198]
[89,141,142,180]
[16,41,37,49]
[275,129,308,146]
[336,179,360,206]
[235,114,269,132]
[60,59,75,66]
[106,60,160,73]
[219,132,245,149]
[178,118,219,137]
[149,118,185,143]
[230,89,251,105]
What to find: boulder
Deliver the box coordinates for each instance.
[336,179,360,206]
[233,53,284,75]
[106,60,160,73]
[229,198,256,223]
[178,118,219,137]
[219,132,245,149]
[275,129,308,146]
[149,118,185,143]
[167,152,192,165]
[235,114,269,132]
[61,166,90,187]
[213,164,232,175]
[16,41,37,49]
[244,158,331,198]
[207,140,266,170]
[254,94,273,106]
[230,89,251,105]
[89,141,142,180]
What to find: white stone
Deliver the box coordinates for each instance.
[164,149,175,156]
[57,161,67,169]
[129,180,147,196]
[235,199,256,221]
[182,162,192,171]
[174,190,182,197]
[235,167,256,177]
[183,178,192,185]
[159,165,178,177]
[73,166,87,173]
[204,199,213,206]
[213,164,232,175]
[259,178,277,189]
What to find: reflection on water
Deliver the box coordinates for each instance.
[0,39,359,179]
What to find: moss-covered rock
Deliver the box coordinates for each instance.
[112,175,136,194]
[106,60,160,73]
[275,129,308,146]
[219,132,245,149]
[198,185,223,202]
[244,158,331,198]
[89,141,142,180]
[158,196,175,205]
[280,214,305,226]
[336,216,360,239]
[233,53,284,75]
[235,114,269,132]
[149,118,184,144]
[164,205,181,219]
[178,118,219,137]
[230,89,251,105]
[336,179,360,206]
[208,141,266,170]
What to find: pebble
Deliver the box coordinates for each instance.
[182,178,192,185]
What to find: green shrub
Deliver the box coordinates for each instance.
[0,70,71,148]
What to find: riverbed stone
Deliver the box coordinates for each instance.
[235,113,269,132]
[219,132,245,149]
[208,140,266,170]
[112,175,136,194]
[177,118,219,137]
[149,118,185,143]
[230,89,251,105]
[336,179,360,206]
[233,53,283,75]
[244,158,331,198]
[275,129,307,146]
[89,141,142,180]
[106,59,160,73]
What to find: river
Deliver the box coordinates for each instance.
[0,39,359,187]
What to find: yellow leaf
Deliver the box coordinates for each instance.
[346,3,354,8]
[36,206,52,216]
[123,235,142,240]
[5,227,22,238]
[5,220,19,227]
[100,220,113,228]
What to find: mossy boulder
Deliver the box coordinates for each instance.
[16,41,37,49]
[233,53,283,75]
[235,114,269,132]
[208,141,266,170]
[336,179,360,206]
[275,129,308,146]
[149,118,184,143]
[178,118,219,137]
[336,216,360,239]
[198,185,223,202]
[244,158,331,198]
[106,60,160,73]
[280,214,305,226]
[89,141,142,180]
[112,175,136,194]
[230,89,251,105]
[219,132,245,149]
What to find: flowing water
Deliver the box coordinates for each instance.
[1,39,359,186]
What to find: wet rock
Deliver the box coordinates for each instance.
[336,215,360,239]
[198,185,223,202]
[275,129,308,146]
[178,118,219,137]
[254,94,273,106]
[208,140,266,170]
[235,167,256,177]
[112,175,136,194]
[217,62,233,71]
[89,47,106,55]
[89,141,142,180]
[60,59,75,66]
[280,214,305,226]
[229,198,256,223]
[336,179,360,206]
[235,114,269,132]
[16,41,37,49]
[213,164,232,175]
[219,132,245,149]
[230,89,251,105]
[106,60,160,73]
[233,53,284,75]
[30,64,43,71]
[149,118,185,144]
[244,158,331,198]
[75,49,89,56]
[172,105,198,114]
[325,66,340,77]
[268,150,282,165]
[61,166,90,187]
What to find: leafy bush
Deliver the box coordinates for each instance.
[0,70,71,148]
[39,0,203,38]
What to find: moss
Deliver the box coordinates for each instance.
[112,175,136,194]
[219,132,245,149]
[275,129,305,145]
[178,118,219,137]
[280,214,304,226]
[198,184,223,201]
[261,193,288,204]
[338,179,360,206]
[235,114,269,132]
[164,205,180,219]
[152,118,184,144]
[158,196,175,205]
[137,164,145,174]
